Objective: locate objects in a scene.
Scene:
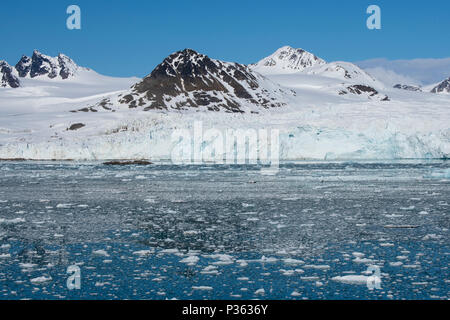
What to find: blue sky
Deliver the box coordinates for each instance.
[2,0,449,77]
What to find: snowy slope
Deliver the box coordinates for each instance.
[304,61,382,87]
[0,47,449,160]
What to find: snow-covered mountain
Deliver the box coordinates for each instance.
[0,46,449,160]
[252,46,378,84]
[430,77,450,94]
[1,50,95,89]
[82,49,291,113]
[252,47,388,101]
[251,46,325,73]
[15,50,86,80]
[0,61,20,88]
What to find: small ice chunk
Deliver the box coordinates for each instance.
[30,276,52,284]
[304,264,330,270]
[352,252,365,258]
[255,288,265,295]
[283,258,305,265]
[291,291,302,297]
[180,255,199,265]
[133,250,153,256]
[0,218,25,224]
[353,257,375,264]
[56,203,73,208]
[192,286,213,291]
[93,249,109,257]
[331,275,369,285]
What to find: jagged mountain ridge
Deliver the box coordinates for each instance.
[0,50,88,88]
[90,49,292,113]
[431,77,450,94]
[0,61,20,88]
[15,50,84,80]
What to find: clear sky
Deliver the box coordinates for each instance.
[2,0,449,77]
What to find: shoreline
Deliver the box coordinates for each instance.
[0,158,448,163]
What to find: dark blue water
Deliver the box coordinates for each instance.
[0,161,448,299]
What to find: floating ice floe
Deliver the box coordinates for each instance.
[301,276,320,281]
[255,288,265,295]
[331,275,370,285]
[133,250,153,256]
[159,248,181,255]
[180,255,200,266]
[352,252,365,258]
[92,249,109,257]
[183,230,199,235]
[353,257,375,264]
[19,263,37,268]
[192,286,213,291]
[30,276,52,284]
[0,218,25,224]
[280,269,295,276]
[422,234,443,240]
[56,203,73,208]
[303,264,331,270]
[283,258,305,265]
[200,266,220,275]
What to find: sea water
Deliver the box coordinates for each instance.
[0,161,448,299]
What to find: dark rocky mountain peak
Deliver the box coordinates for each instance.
[0,61,21,88]
[431,77,450,94]
[15,50,80,80]
[393,84,422,92]
[15,55,32,78]
[115,49,289,113]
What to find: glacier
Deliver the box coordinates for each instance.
[0,109,448,161]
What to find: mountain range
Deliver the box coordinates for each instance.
[1,50,88,89]
[0,46,449,160]
[2,46,449,96]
